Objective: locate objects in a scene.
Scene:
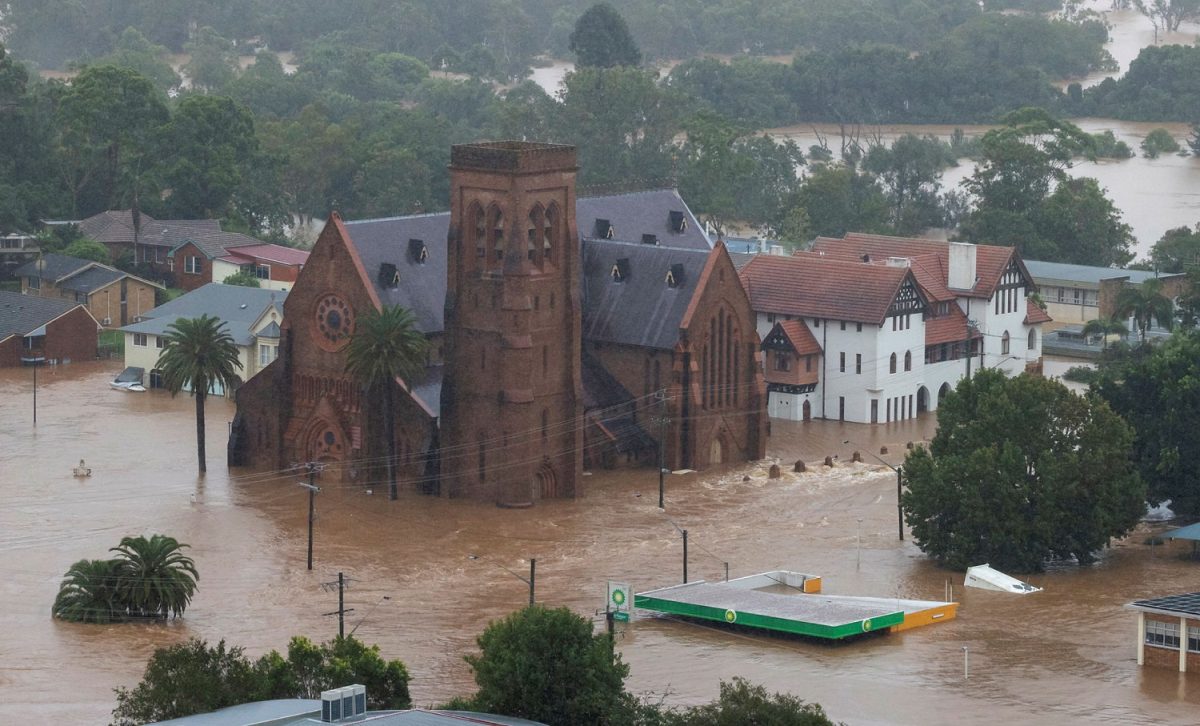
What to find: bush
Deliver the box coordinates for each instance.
[1141,128,1180,158]
[463,605,629,726]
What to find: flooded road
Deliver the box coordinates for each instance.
[2,362,1199,724]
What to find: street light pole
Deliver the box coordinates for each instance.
[299,464,321,571]
[469,554,535,606]
[845,439,904,541]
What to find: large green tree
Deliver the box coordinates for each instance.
[112,635,411,725]
[110,534,199,620]
[791,164,890,238]
[1094,331,1200,517]
[345,306,428,500]
[1149,224,1200,273]
[569,4,642,69]
[161,95,259,219]
[112,639,270,726]
[862,134,951,235]
[157,314,243,474]
[62,238,111,263]
[463,605,630,726]
[902,370,1144,572]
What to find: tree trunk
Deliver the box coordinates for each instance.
[196,388,207,474]
[386,382,397,500]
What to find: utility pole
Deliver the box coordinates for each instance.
[896,466,905,542]
[682,529,688,584]
[528,558,536,606]
[654,389,670,510]
[321,572,355,639]
[299,464,321,570]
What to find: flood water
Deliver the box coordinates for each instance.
[3,361,1199,724]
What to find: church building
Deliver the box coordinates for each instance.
[230,141,766,504]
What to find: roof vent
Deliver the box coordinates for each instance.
[321,684,366,723]
[378,262,399,288]
[666,263,685,288]
[669,210,687,233]
[594,219,614,239]
[408,239,427,264]
[861,254,870,263]
[641,233,658,246]
[611,258,630,283]
[239,303,248,309]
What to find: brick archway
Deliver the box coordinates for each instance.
[535,460,558,499]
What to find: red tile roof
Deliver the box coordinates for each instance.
[1024,298,1053,324]
[811,233,1027,299]
[219,243,310,266]
[924,306,980,346]
[740,253,916,325]
[777,320,823,355]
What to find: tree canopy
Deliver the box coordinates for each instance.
[462,605,630,726]
[1093,331,1200,518]
[53,534,198,623]
[902,370,1144,572]
[569,4,642,69]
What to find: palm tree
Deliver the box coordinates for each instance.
[110,534,199,619]
[1082,316,1128,350]
[1115,278,1174,344]
[52,559,123,623]
[345,306,428,500]
[157,314,243,474]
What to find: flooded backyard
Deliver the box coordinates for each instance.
[2,361,1199,724]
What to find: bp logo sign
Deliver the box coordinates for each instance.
[724,609,738,623]
[862,619,873,632]
[607,581,631,622]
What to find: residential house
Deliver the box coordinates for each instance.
[211,244,310,291]
[0,232,40,280]
[230,141,766,504]
[13,253,161,327]
[0,290,99,367]
[119,283,286,396]
[1128,593,1200,673]
[740,233,1049,424]
[52,210,222,270]
[170,237,307,292]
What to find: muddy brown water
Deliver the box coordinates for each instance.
[2,361,1199,724]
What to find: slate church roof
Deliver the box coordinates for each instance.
[338,190,713,338]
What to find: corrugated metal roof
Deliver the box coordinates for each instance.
[1024,259,1169,286]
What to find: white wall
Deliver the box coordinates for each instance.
[212,259,293,292]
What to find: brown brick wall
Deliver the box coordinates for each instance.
[1,306,98,367]
[1142,614,1200,672]
[175,242,213,292]
[85,279,158,327]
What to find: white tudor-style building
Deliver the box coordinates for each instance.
[739,233,1050,424]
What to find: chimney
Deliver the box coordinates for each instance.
[948,242,977,291]
[885,256,910,268]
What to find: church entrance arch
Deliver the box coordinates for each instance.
[535,461,558,499]
[302,418,348,467]
[917,386,930,413]
[937,382,951,404]
[709,437,724,465]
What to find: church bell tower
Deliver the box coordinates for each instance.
[440,142,584,504]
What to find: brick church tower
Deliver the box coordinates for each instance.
[440,142,584,504]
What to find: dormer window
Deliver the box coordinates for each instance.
[611,258,630,283]
[408,239,427,264]
[594,219,614,239]
[666,263,685,288]
[642,233,658,246]
[378,262,399,288]
[669,210,687,233]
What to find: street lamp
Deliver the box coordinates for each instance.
[468,554,535,605]
[844,439,904,541]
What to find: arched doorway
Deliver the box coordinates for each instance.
[937,382,951,403]
[535,461,558,499]
[917,386,930,413]
[709,437,724,465]
[802,399,811,422]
